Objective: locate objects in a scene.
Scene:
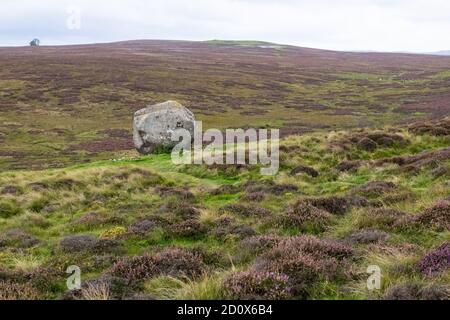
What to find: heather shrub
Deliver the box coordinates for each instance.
[297,197,350,215]
[0,229,40,248]
[279,144,305,154]
[159,202,200,219]
[0,267,16,282]
[60,235,121,253]
[128,219,156,234]
[270,184,299,195]
[224,271,291,300]
[238,235,284,255]
[123,293,156,300]
[210,217,256,240]
[170,219,208,238]
[220,204,250,216]
[418,285,450,300]
[202,163,248,177]
[73,212,102,226]
[109,254,158,283]
[156,186,195,201]
[373,147,449,173]
[344,229,389,244]
[276,235,353,260]
[25,267,63,295]
[336,160,361,172]
[235,235,284,262]
[430,166,449,178]
[244,180,298,195]
[408,118,450,136]
[83,190,121,204]
[244,180,274,193]
[73,212,124,229]
[91,238,123,254]
[151,247,207,279]
[381,191,415,204]
[257,253,337,298]
[353,181,396,197]
[277,203,331,232]
[383,283,450,300]
[346,195,382,208]
[109,248,206,283]
[0,280,41,300]
[340,132,407,152]
[254,235,353,298]
[128,216,168,235]
[241,191,266,202]
[47,178,84,190]
[357,137,377,151]
[60,235,97,252]
[290,165,319,177]
[28,182,49,191]
[364,132,407,146]
[88,254,120,271]
[404,200,450,231]
[189,246,230,268]
[220,204,272,217]
[418,242,450,276]
[1,185,23,195]
[60,288,83,300]
[210,184,242,195]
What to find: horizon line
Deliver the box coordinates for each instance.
[0,38,449,56]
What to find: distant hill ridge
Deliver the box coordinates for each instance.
[0,39,450,170]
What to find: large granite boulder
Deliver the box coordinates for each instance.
[133,101,195,154]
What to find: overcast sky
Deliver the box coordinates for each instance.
[1,0,449,52]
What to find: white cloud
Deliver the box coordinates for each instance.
[0,0,449,52]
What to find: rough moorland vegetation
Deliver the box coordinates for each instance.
[1,40,450,170]
[0,117,448,300]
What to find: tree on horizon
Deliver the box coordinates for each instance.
[30,38,40,46]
